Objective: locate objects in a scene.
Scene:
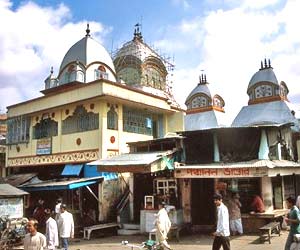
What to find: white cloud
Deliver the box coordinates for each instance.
[159,0,300,124]
[0,1,110,111]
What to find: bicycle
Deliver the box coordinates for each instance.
[121,240,162,250]
[0,216,28,250]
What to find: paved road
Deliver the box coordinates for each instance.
[68,230,289,250]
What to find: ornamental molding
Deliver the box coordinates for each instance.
[7,149,99,167]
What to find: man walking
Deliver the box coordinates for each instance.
[285,197,300,250]
[23,219,46,250]
[155,201,172,250]
[228,192,243,235]
[57,204,74,250]
[212,193,230,250]
[45,209,59,250]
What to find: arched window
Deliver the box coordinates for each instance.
[95,65,108,80]
[107,106,118,130]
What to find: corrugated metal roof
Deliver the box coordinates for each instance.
[0,184,28,196]
[175,159,300,169]
[88,151,173,166]
[232,101,299,130]
[3,173,37,186]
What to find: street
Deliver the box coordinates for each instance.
[67,230,289,250]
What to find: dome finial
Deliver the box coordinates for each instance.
[50,66,53,74]
[268,59,271,68]
[260,61,263,70]
[133,23,143,41]
[264,58,267,68]
[86,23,91,37]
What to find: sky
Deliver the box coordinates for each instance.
[0,0,299,124]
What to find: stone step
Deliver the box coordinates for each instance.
[122,223,140,230]
[117,228,141,235]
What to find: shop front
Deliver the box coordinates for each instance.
[174,160,300,232]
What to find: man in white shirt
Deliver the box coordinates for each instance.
[23,219,46,250]
[55,198,62,221]
[57,204,74,250]
[45,209,59,250]
[212,193,230,250]
[155,202,172,250]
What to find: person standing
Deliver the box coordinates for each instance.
[284,197,300,250]
[57,204,74,250]
[228,193,243,235]
[155,201,172,250]
[250,195,265,213]
[23,219,46,250]
[212,194,230,250]
[45,209,59,250]
[55,198,62,221]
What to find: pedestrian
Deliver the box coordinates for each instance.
[55,198,62,221]
[57,204,74,250]
[23,218,46,250]
[228,192,243,235]
[45,209,59,250]
[250,194,265,213]
[284,197,300,250]
[33,198,46,231]
[155,201,172,250]
[212,193,230,250]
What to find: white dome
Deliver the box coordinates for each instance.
[185,80,212,105]
[59,36,115,74]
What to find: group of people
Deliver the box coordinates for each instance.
[24,198,74,250]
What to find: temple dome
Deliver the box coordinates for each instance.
[59,33,115,75]
[247,60,278,94]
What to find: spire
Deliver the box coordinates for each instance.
[259,58,273,70]
[50,66,53,75]
[199,73,207,84]
[133,23,143,41]
[86,23,91,37]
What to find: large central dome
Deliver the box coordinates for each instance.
[59,35,115,74]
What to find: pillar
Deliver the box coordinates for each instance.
[180,178,191,223]
[259,129,269,160]
[261,176,273,212]
[213,132,220,162]
[129,173,134,221]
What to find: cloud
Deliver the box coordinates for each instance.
[157,0,300,124]
[0,1,110,111]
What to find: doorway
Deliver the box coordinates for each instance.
[191,178,215,225]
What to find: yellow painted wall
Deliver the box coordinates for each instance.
[166,111,185,133]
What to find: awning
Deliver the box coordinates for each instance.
[19,176,103,192]
[174,160,300,178]
[3,173,37,186]
[0,184,28,196]
[61,164,83,176]
[88,150,175,173]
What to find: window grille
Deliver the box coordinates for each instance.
[62,105,99,134]
[107,106,118,130]
[123,107,152,135]
[7,116,31,144]
[33,117,58,139]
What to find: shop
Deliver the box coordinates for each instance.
[174,160,300,232]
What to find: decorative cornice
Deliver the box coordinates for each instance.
[248,95,282,105]
[7,149,99,167]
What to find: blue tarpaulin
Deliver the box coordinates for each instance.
[61,164,83,176]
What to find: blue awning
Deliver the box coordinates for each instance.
[19,176,103,192]
[84,165,118,180]
[61,164,83,176]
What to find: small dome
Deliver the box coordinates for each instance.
[247,60,278,94]
[59,35,115,75]
[185,75,212,105]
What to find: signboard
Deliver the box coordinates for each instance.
[175,167,268,178]
[36,138,52,155]
[0,197,24,218]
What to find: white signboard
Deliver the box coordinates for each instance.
[0,197,24,218]
[175,167,268,178]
